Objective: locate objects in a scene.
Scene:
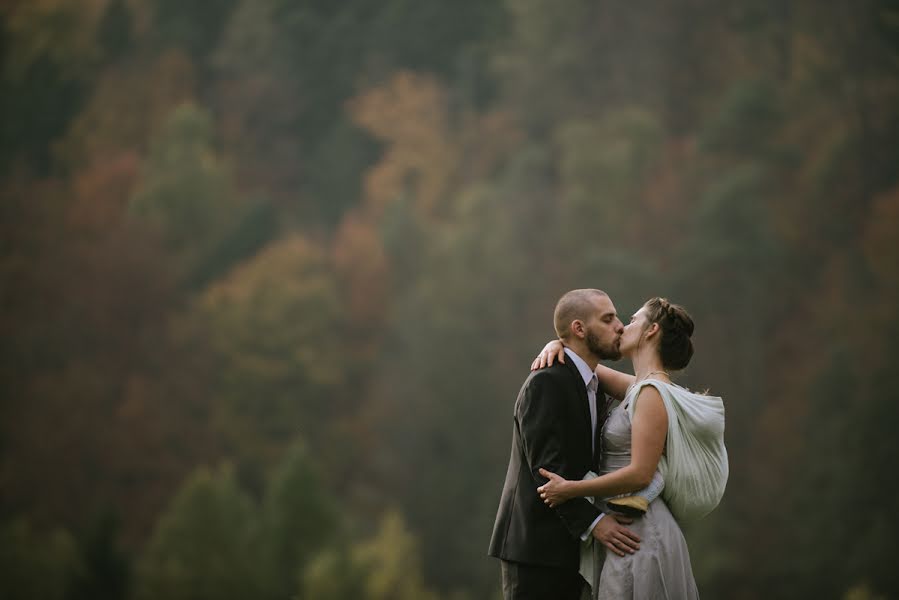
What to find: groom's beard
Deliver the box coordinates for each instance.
[587,329,622,361]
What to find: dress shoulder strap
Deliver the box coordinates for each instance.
[624,378,671,417]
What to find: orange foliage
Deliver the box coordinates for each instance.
[349,71,524,225]
[862,185,899,292]
[68,152,141,232]
[332,209,390,326]
[0,170,203,545]
[349,71,458,218]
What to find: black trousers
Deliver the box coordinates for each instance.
[501,560,586,600]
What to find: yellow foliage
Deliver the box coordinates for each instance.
[844,582,887,600]
[300,511,441,600]
[200,235,343,388]
[351,511,440,600]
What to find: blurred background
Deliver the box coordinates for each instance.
[2,1,898,599]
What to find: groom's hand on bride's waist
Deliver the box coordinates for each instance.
[592,514,641,557]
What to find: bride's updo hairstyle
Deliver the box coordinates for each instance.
[643,297,694,370]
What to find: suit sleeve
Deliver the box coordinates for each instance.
[517,372,601,539]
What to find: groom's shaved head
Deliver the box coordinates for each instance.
[554,289,608,340]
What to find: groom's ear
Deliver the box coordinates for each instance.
[570,319,586,339]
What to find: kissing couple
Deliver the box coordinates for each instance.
[488,289,728,599]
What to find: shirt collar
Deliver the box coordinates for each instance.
[563,347,596,388]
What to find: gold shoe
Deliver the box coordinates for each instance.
[607,495,649,517]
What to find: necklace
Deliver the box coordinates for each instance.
[625,370,671,400]
[641,370,670,381]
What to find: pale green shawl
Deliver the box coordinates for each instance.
[627,379,728,523]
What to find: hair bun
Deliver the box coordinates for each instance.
[673,311,694,338]
[644,297,695,370]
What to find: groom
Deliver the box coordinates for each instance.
[488,289,641,599]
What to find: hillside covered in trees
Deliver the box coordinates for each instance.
[2,1,899,598]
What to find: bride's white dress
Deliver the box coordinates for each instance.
[585,380,727,599]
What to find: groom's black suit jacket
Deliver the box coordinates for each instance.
[488,357,604,569]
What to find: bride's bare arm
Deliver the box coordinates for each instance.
[595,364,635,401]
[530,341,634,400]
[538,386,667,506]
[530,339,566,370]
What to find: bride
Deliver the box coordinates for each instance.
[531,297,727,599]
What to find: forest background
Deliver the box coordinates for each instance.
[2,1,899,599]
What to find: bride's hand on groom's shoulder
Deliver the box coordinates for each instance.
[530,340,565,371]
[536,468,572,506]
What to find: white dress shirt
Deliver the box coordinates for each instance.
[562,348,605,538]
